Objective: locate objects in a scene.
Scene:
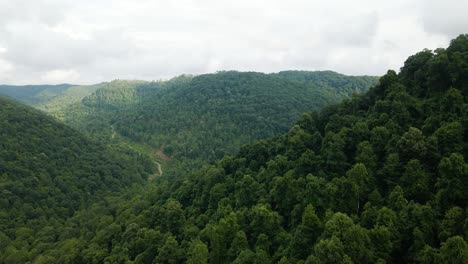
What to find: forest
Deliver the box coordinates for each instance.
[0,35,467,263]
[47,71,377,176]
[0,96,154,263]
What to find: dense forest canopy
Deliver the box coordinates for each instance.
[1,35,467,264]
[3,34,463,264]
[0,96,154,263]
[0,81,149,114]
[53,71,377,175]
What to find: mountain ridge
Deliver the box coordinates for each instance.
[51,70,377,175]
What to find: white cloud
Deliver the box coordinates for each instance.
[41,69,80,83]
[422,0,468,39]
[0,58,14,83]
[0,0,464,84]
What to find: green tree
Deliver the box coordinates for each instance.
[153,236,183,264]
[289,205,322,259]
[439,207,465,242]
[439,236,468,264]
[187,239,208,264]
[401,160,430,202]
[433,122,463,156]
[346,163,371,213]
[388,186,408,211]
[436,153,467,208]
[313,236,351,264]
[228,231,249,261]
[355,141,378,174]
[397,127,427,162]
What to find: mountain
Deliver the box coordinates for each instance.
[55,71,377,175]
[0,96,153,263]
[0,81,148,114]
[17,35,466,263]
[0,84,74,105]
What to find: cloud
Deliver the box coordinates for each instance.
[321,12,380,47]
[41,69,81,83]
[0,58,14,82]
[0,0,463,84]
[422,0,468,38]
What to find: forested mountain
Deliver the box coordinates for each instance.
[56,71,377,175]
[35,83,108,113]
[2,34,467,264]
[0,81,148,114]
[0,96,154,263]
[13,34,466,263]
[0,84,74,105]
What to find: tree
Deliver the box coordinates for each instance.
[153,236,183,264]
[439,236,468,264]
[235,175,261,207]
[289,205,322,259]
[355,141,378,174]
[370,126,391,159]
[397,127,427,162]
[439,207,465,242]
[370,226,393,260]
[332,177,359,214]
[249,204,282,239]
[231,249,256,264]
[313,236,351,264]
[401,160,430,202]
[381,153,401,189]
[187,239,208,264]
[228,231,249,261]
[341,225,373,263]
[321,132,349,177]
[415,245,439,264]
[346,163,371,213]
[433,122,463,156]
[388,186,408,212]
[441,88,463,117]
[158,199,186,235]
[436,153,467,208]
[323,213,354,239]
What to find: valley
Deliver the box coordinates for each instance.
[0,35,467,263]
[2,71,378,177]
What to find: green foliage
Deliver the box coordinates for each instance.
[53,71,377,175]
[0,84,73,105]
[187,239,208,264]
[0,97,152,263]
[2,35,468,263]
[0,83,111,112]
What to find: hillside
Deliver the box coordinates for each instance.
[57,71,377,175]
[20,34,467,263]
[35,83,108,113]
[0,84,74,105]
[0,97,153,263]
[0,81,148,114]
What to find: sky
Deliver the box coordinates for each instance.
[0,0,466,85]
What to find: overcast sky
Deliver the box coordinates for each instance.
[0,0,466,84]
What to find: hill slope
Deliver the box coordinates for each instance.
[0,81,148,114]
[27,35,468,263]
[58,71,377,174]
[0,97,153,263]
[0,84,74,105]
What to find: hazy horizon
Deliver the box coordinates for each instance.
[0,69,380,86]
